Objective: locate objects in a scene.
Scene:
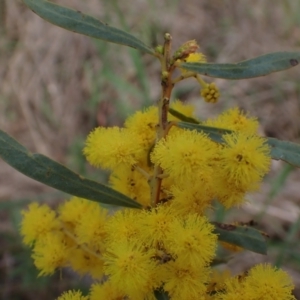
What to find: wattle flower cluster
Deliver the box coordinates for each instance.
[20,101,295,300]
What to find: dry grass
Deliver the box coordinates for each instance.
[1,0,300,298]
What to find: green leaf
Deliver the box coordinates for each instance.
[177,121,232,143]
[154,289,169,300]
[22,0,154,55]
[181,52,300,79]
[0,130,142,209]
[168,108,200,124]
[213,222,268,254]
[267,137,300,168]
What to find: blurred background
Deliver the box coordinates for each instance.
[1,0,300,299]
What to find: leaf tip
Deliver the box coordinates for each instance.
[290,58,299,67]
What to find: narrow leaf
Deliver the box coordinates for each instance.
[168,108,200,124]
[0,130,142,209]
[22,0,154,55]
[267,137,300,167]
[181,52,300,79]
[213,222,268,254]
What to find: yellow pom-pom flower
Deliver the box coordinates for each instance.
[165,214,217,267]
[125,106,158,151]
[89,282,125,300]
[32,231,70,276]
[151,129,217,184]
[104,242,160,299]
[204,107,259,135]
[139,204,177,247]
[213,179,247,208]
[109,165,151,207]
[170,179,214,216]
[20,202,61,246]
[83,127,143,170]
[220,132,271,191]
[159,260,210,300]
[68,248,105,279]
[105,208,143,245]
[58,197,98,230]
[18,101,296,299]
[217,276,244,300]
[218,264,296,300]
[57,290,89,300]
[243,264,296,300]
[74,203,108,252]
